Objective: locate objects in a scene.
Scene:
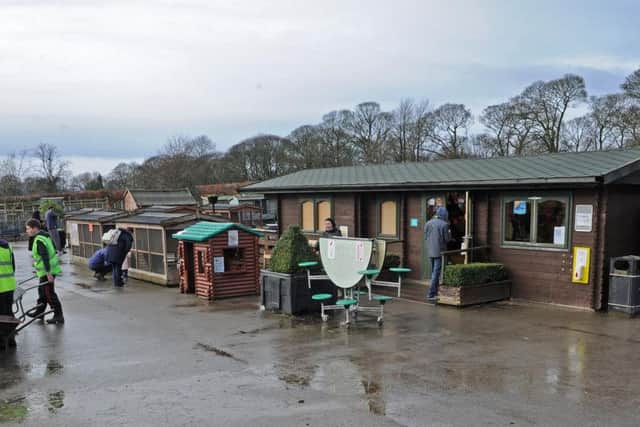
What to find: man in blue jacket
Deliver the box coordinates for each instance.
[88,248,112,281]
[106,228,133,287]
[424,207,452,302]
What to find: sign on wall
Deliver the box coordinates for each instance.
[213,256,225,273]
[228,230,239,247]
[575,205,593,232]
[572,246,591,284]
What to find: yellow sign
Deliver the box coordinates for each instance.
[571,246,591,284]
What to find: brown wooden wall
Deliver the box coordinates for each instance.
[476,189,600,308]
[279,193,356,236]
[178,231,259,300]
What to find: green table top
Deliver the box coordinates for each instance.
[298,261,319,268]
[373,295,393,302]
[389,267,412,273]
[312,293,333,301]
[358,269,381,276]
[336,298,358,306]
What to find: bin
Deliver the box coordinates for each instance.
[608,255,640,316]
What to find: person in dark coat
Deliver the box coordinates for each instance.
[314,218,342,251]
[423,207,452,302]
[106,228,134,287]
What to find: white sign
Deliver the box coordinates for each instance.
[339,225,349,238]
[553,226,566,245]
[213,256,225,273]
[327,240,336,260]
[575,205,593,232]
[69,223,79,246]
[228,230,239,247]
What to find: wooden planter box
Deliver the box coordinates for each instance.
[260,270,336,315]
[438,280,511,307]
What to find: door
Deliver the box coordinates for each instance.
[422,194,445,279]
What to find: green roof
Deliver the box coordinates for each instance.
[242,148,640,192]
[171,221,262,242]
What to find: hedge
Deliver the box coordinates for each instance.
[268,225,318,274]
[443,263,508,287]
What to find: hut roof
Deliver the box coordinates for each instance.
[172,221,262,242]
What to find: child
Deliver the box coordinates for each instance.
[121,251,131,284]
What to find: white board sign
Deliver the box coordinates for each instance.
[575,205,593,232]
[228,230,239,247]
[213,256,225,273]
[553,226,566,245]
[69,223,79,246]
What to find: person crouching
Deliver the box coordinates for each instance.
[88,247,112,281]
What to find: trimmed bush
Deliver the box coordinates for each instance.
[268,225,318,274]
[443,263,508,287]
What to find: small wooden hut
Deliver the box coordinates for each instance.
[172,222,262,300]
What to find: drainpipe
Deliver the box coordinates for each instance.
[463,191,472,264]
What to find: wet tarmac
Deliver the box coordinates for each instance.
[1,242,640,426]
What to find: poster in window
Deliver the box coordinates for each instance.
[513,201,527,215]
[553,226,566,245]
[213,256,225,273]
[575,204,593,232]
[228,230,239,247]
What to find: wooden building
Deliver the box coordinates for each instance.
[66,210,130,262]
[172,222,262,300]
[114,212,217,286]
[242,148,640,310]
[122,189,198,212]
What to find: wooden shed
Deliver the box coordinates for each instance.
[66,209,130,263]
[114,212,213,286]
[172,222,262,300]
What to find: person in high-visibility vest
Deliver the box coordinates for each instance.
[0,238,17,347]
[25,219,64,324]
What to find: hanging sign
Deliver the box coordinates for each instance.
[228,230,239,247]
[575,205,593,232]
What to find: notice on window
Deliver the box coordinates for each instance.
[513,201,527,215]
[327,240,336,260]
[553,226,566,245]
[228,230,239,247]
[213,256,225,273]
[88,223,94,232]
[575,204,593,232]
[355,241,365,263]
[69,223,79,246]
[410,218,419,228]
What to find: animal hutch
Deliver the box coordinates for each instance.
[115,212,208,286]
[66,210,130,264]
[172,222,262,300]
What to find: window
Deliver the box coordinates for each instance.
[502,194,570,249]
[379,200,398,237]
[224,248,245,272]
[301,201,314,231]
[317,201,331,231]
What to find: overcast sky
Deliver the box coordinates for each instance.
[1,0,639,174]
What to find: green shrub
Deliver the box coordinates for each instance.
[269,225,318,274]
[443,263,508,287]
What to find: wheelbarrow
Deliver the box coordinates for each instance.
[0,276,54,350]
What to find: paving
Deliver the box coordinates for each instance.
[1,242,640,426]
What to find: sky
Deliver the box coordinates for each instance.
[1,0,639,175]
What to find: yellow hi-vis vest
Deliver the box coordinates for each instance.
[0,245,16,293]
[31,234,62,278]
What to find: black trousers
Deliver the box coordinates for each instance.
[37,275,63,318]
[0,290,13,317]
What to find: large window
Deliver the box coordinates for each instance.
[378,200,399,237]
[299,198,334,232]
[502,194,570,249]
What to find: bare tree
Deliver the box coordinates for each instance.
[622,68,640,101]
[288,125,327,169]
[319,110,356,167]
[425,103,473,159]
[390,98,432,162]
[519,74,587,153]
[349,102,393,164]
[33,143,71,193]
[589,94,625,150]
[561,116,594,152]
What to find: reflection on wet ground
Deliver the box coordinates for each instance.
[3,242,640,426]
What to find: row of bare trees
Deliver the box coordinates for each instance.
[2,69,639,196]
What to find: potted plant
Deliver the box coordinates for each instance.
[438,263,511,307]
[260,225,334,315]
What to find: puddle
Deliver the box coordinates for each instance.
[0,397,28,423]
[47,391,64,414]
[194,342,246,364]
[362,380,386,416]
[172,302,201,308]
[73,282,111,293]
[279,373,310,386]
[46,360,63,376]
